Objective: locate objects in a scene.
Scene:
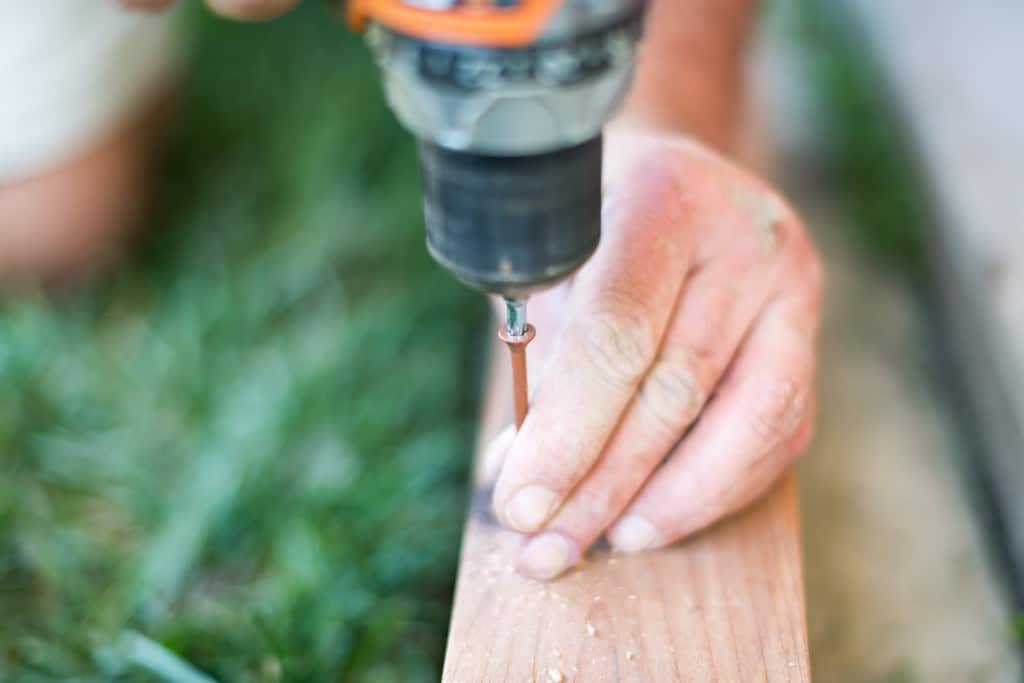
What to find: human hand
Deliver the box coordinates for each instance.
[485,125,823,580]
[119,0,300,21]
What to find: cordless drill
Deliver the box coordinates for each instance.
[347,0,645,423]
[348,0,645,324]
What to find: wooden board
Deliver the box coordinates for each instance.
[442,342,810,682]
[831,0,1024,586]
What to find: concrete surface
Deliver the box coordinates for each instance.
[752,25,1023,682]
[836,0,1024,592]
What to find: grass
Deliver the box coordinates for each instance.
[0,6,488,681]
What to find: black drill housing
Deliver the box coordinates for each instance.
[419,136,603,297]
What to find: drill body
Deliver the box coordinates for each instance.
[350,0,646,300]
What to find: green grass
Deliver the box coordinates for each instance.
[0,6,488,681]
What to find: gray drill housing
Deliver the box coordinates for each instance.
[366,0,644,155]
[365,0,646,295]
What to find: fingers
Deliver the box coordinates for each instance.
[606,257,822,551]
[491,153,698,535]
[515,228,780,578]
[206,0,302,20]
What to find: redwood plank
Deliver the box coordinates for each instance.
[442,341,810,682]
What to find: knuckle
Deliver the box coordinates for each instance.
[604,156,689,237]
[744,376,808,452]
[528,420,594,488]
[573,301,658,388]
[686,281,733,365]
[728,183,795,259]
[637,357,705,438]
[568,486,617,528]
[630,147,690,199]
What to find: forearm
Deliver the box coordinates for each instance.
[615,0,759,151]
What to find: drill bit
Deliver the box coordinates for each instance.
[498,297,535,430]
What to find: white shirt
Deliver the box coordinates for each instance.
[0,1,184,182]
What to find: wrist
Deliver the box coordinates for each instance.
[612,0,758,151]
[609,87,743,154]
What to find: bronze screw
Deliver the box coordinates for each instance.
[498,323,536,429]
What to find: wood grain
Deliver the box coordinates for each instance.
[442,342,810,682]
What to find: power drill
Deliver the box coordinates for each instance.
[346,0,646,422]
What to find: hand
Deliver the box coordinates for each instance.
[486,125,823,580]
[119,0,300,21]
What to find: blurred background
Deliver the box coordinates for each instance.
[2,1,1023,681]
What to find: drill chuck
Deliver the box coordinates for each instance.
[419,136,602,296]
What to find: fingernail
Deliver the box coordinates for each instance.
[608,514,658,553]
[504,485,558,533]
[518,533,573,580]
